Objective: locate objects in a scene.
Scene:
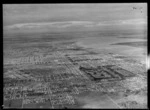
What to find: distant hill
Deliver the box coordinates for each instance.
[111,41,147,48]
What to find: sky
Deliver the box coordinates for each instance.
[3,3,147,33]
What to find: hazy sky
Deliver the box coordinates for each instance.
[3,3,147,33]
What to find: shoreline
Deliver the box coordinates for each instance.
[76,39,147,65]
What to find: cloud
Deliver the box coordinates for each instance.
[4,18,147,31]
[4,21,95,29]
[97,18,147,26]
[120,18,147,25]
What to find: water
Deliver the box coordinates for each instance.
[77,36,147,64]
